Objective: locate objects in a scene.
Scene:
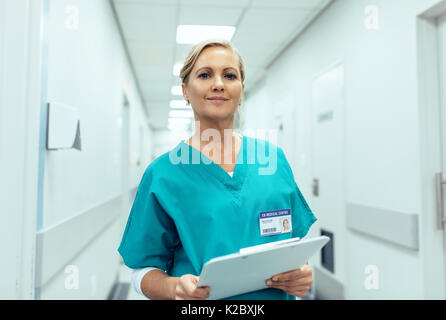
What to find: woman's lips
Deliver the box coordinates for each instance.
[207,97,229,103]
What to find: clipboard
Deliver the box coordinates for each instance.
[197,236,330,300]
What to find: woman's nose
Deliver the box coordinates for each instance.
[211,75,224,91]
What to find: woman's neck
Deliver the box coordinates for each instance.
[186,126,241,166]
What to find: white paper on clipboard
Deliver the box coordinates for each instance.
[197,236,330,300]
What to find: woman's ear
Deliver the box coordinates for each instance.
[239,84,245,106]
[182,83,189,104]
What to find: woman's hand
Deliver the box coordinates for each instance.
[265,264,313,297]
[173,274,210,300]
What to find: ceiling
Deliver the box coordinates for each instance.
[112,0,331,130]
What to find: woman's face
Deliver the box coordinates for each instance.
[283,219,289,229]
[182,46,244,124]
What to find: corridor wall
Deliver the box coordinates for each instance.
[243,0,444,299]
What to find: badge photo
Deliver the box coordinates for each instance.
[259,209,292,236]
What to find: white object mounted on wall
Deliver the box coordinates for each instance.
[46,102,81,151]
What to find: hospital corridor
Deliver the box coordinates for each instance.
[2,0,446,301]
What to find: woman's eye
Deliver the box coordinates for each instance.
[226,74,237,80]
[198,73,210,79]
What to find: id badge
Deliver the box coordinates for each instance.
[259,209,292,236]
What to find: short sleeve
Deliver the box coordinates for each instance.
[277,147,317,239]
[131,267,160,297]
[118,167,180,270]
[290,181,317,239]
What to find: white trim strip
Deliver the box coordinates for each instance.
[35,194,122,288]
[346,203,419,250]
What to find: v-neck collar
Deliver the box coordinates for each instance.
[179,135,248,194]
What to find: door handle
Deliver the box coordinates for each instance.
[312,178,319,197]
[435,172,446,230]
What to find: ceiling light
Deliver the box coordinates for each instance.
[170,100,190,109]
[173,63,182,76]
[168,117,191,130]
[169,110,194,118]
[168,118,191,124]
[176,25,236,44]
[171,86,183,96]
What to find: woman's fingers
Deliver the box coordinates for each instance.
[191,286,211,299]
[267,279,311,291]
[265,264,313,297]
[270,265,312,281]
[190,276,210,299]
[177,275,210,300]
[267,281,311,297]
[268,275,313,287]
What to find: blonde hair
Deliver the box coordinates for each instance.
[179,39,245,85]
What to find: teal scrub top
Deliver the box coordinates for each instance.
[118,135,317,300]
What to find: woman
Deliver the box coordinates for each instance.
[283,218,290,232]
[118,39,317,300]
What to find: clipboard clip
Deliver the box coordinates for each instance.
[239,237,300,255]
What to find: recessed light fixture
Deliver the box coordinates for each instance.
[170,100,190,109]
[168,117,191,130]
[168,118,191,124]
[171,86,183,96]
[176,25,236,44]
[173,63,183,76]
[169,110,193,118]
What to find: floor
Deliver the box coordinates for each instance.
[117,263,148,300]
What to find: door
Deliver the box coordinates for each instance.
[274,94,296,170]
[310,62,346,299]
[437,12,446,297]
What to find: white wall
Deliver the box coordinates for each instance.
[129,102,152,187]
[0,0,42,299]
[0,0,153,299]
[38,0,153,299]
[243,0,443,299]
